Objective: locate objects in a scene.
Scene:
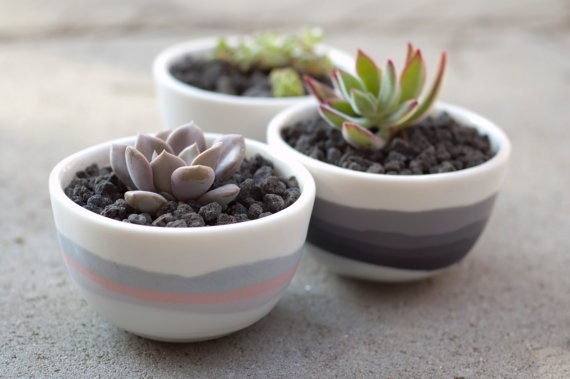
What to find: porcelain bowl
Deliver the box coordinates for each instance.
[153,37,353,141]
[49,135,315,341]
[267,101,511,282]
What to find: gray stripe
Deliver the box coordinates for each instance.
[66,264,287,313]
[314,217,489,249]
[312,194,497,235]
[308,220,488,270]
[307,194,497,270]
[58,233,301,293]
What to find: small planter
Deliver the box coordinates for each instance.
[49,134,315,341]
[267,101,511,282]
[152,36,352,141]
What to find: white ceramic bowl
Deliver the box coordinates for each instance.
[49,135,315,341]
[267,101,511,282]
[153,37,353,141]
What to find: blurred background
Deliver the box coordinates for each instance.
[1,0,569,377]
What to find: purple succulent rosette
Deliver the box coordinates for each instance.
[110,123,246,214]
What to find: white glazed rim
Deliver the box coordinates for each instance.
[152,36,352,106]
[49,134,316,237]
[267,101,511,185]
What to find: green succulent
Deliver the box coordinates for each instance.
[269,68,304,97]
[305,44,447,150]
[212,27,334,97]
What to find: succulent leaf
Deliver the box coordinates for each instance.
[166,122,207,154]
[349,89,377,118]
[214,135,246,181]
[400,50,426,103]
[136,134,172,161]
[192,140,223,170]
[110,144,136,189]
[178,143,200,165]
[170,165,215,202]
[197,184,240,206]
[304,76,338,102]
[383,99,419,129]
[150,150,186,194]
[125,146,155,192]
[334,69,365,101]
[355,49,381,95]
[318,104,363,129]
[405,42,415,63]
[155,129,172,141]
[378,60,399,110]
[403,52,447,126]
[341,122,385,150]
[326,98,359,117]
[124,191,168,215]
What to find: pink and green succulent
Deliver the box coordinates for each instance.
[305,43,447,150]
[110,123,246,214]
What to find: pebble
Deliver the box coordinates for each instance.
[281,114,493,175]
[199,202,222,224]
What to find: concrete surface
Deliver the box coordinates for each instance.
[1,0,569,377]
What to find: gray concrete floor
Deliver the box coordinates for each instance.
[1,0,569,377]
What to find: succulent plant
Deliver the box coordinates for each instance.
[305,43,447,150]
[110,123,246,214]
[212,27,334,97]
[269,68,305,97]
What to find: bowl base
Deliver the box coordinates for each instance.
[77,286,280,342]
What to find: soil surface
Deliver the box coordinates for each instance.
[64,154,301,227]
[170,56,327,97]
[281,113,494,175]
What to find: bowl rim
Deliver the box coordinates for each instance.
[49,133,316,236]
[152,36,354,106]
[266,100,511,184]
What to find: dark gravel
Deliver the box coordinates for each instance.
[64,154,301,228]
[170,56,329,97]
[281,112,495,175]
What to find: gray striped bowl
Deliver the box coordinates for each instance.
[267,101,511,282]
[49,134,315,341]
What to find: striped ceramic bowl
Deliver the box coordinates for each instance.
[267,101,511,282]
[49,134,315,341]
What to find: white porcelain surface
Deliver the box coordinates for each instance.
[267,102,511,281]
[49,134,316,341]
[153,37,353,142]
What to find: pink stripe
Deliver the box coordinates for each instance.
[63,253,296,305]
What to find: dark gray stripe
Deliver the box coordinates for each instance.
[312,194,497,235]
[66,264,287,313]
[58,232,302,293]
[309,232,478,271]
[306,194,497,270]
[313,216,489,249]
[307,219,489,270]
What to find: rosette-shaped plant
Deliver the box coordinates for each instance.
[110,123,246,214]
[305,43,447,150]
[212,27,334,97]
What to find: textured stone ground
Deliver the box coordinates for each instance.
[1,0,569,377]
